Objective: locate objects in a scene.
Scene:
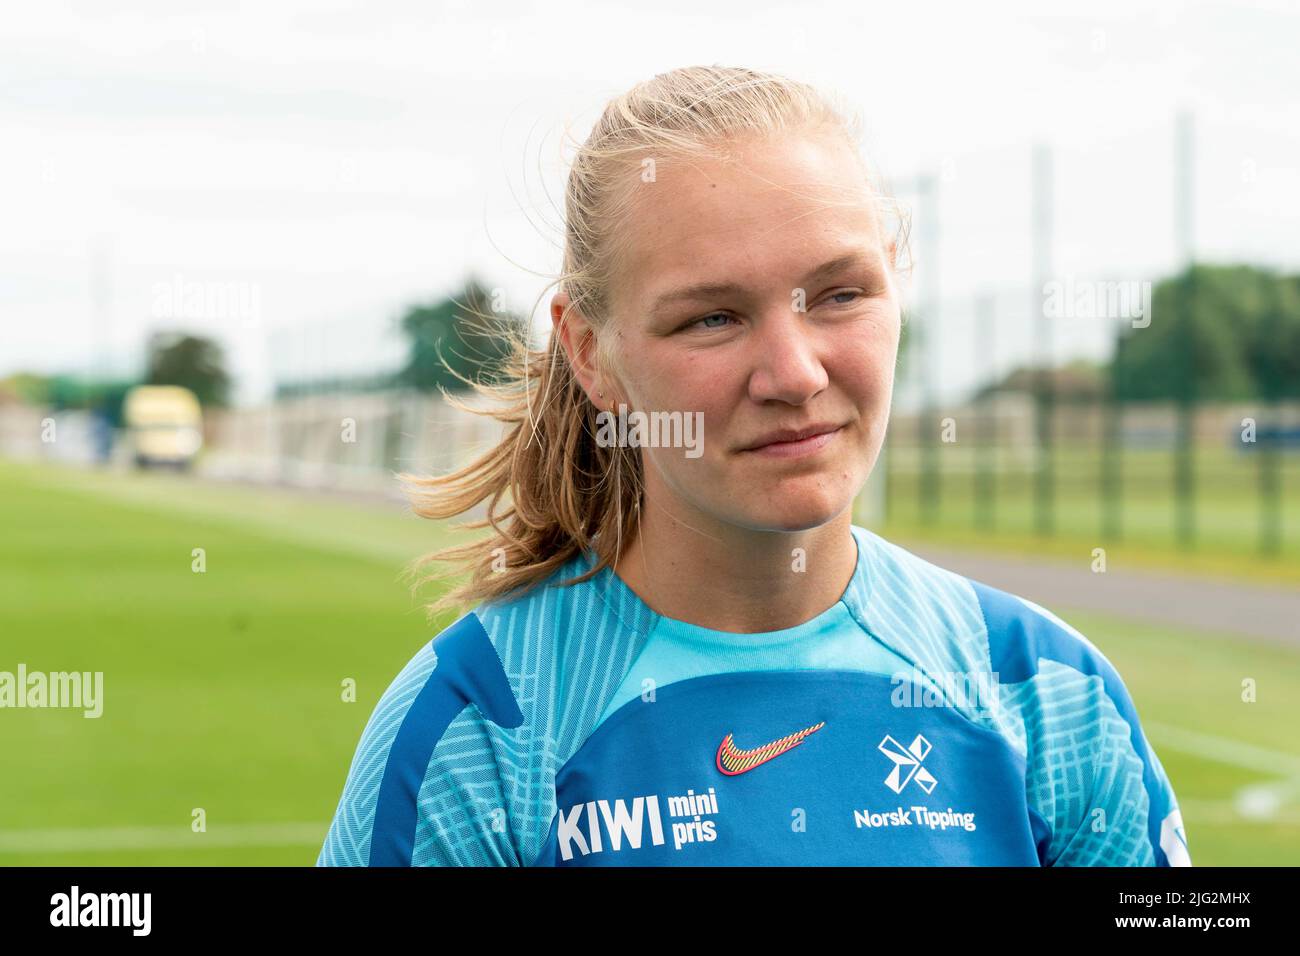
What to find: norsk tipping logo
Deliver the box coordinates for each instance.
[878,734,937,794]
[856,735,978,834]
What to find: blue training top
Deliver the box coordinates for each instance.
[317,524,1191,867]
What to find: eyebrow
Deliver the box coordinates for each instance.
[648,251,876,314]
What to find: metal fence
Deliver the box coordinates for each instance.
[882,397,1300,560]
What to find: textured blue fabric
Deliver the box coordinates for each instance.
[368,612,523,865]
[317,524,1189,867]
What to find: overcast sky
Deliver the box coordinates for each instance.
[2,0,1297,405]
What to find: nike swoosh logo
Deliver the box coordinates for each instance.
[716,721,825,775]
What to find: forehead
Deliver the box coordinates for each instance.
[613,131,884,309]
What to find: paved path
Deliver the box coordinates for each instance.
[901,542,1299,647]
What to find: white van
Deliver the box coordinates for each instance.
[123,385,203,469]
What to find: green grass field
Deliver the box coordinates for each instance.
[0,458,461,865]
[1,457,1297,865]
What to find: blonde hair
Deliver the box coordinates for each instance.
[400,64,908,621]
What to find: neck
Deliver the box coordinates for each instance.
[610,504,857,634]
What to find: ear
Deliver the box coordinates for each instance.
[550,291,605,404]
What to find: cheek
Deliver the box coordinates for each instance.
[630,352,734,473]
[640,349,736,412]
[830,323,898,399]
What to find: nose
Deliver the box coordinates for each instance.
[745,304,829,404]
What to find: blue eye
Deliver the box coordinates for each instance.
[692,313,735,330]
[683,293,860,333]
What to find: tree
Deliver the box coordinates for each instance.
[145,332,232,407]
[41,375,135,427]
[397,278,526,394]
[1112,264,1300,401]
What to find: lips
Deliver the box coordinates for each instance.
[742,422,843,452]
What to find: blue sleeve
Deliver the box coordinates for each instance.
[1045,669,1191,867]
[316,612,526,866]
[974,583,1192,867]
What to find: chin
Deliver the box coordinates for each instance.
[730,496,849,534]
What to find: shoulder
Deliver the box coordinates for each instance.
[377,544,648,765]
[844,526,997,693]
[848,525,1130,695]
[846,528,1155,783]
[471,548,650,714]
[848,525,994,648]
[317,610,527,866]
[318,547,649,866]
[875,538,1184,867]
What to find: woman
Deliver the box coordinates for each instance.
[318,65,1190,867]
